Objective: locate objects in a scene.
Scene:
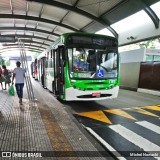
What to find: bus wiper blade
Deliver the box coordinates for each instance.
[100,65,112,72]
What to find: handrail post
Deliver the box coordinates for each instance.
[17,38,35,104]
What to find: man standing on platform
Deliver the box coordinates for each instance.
[12,61,26,105]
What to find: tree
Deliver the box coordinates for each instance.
[139,40,156,48]
[4,57,10,66]
[119,38,160,52]
[31,52,41,59]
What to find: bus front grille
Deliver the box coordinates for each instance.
[77,94,112,98]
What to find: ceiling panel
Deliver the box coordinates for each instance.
[25,20,37,28]
[77,0,122,17]
[31,38,44,43]
[0,0,12,14]
[0,31,16,35]
[36,22,55,32]
[24,31,34,35]
[41,5,68,22]
[54,0,77,6]
[47,35,58,41]
[54,26,74,35]
[63,12,92,29]
[83,21,104,33]
[54,26,73,35]
[34,32,48,38]
[27,1,43,17]
[15,19,26,27]
[43,41,52,45]
[12,0,27,15]
[0,19,14,27]
[41,44,49,48]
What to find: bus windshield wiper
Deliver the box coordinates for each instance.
[100,65,112,72]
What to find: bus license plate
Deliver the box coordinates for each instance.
[92,92,101,97]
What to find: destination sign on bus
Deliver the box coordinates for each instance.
[67,35,117,47]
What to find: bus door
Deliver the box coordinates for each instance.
[41,57,46,88]
[54,46,65,96]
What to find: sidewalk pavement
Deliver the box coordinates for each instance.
[0,81,113,160]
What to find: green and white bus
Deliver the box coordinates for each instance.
[37,32,120,101]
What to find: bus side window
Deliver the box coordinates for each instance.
[48,59,52,68]
[68,49,72,72]
[54,50,57,76]
[45,60,48,68]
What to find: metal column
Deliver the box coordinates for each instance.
[17,38,35,103]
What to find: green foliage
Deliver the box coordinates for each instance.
[0,55,11,66]
[139,40,156,49]
[119,38,160,52]
[31,52,41,59]
[0,54,5,66]
[5,58,10,66]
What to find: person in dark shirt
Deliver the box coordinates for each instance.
[2,65,11,90]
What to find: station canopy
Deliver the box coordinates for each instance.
[0,0,160,54]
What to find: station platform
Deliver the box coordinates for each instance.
[0,80,113,160]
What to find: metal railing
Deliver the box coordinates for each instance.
[17,38,35,103]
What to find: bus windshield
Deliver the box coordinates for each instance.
[68,48,118,79]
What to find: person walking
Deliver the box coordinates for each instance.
[2,65,11,90]
[0,66,4,90]
[12,61,26,105]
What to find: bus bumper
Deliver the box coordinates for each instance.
[65,86,119,101]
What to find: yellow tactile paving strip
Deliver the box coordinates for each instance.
[38,103,79,160]
[76,105,160,124]
[38,103,75,151]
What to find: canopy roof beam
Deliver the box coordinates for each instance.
[3,41,49,47]
[2,44,46,49]
[0,27,60,37]
[141,0,159,29]
[14,34,53,42]
[0,14,79,32]
[26,0,118,38]
[0,47,43,53]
